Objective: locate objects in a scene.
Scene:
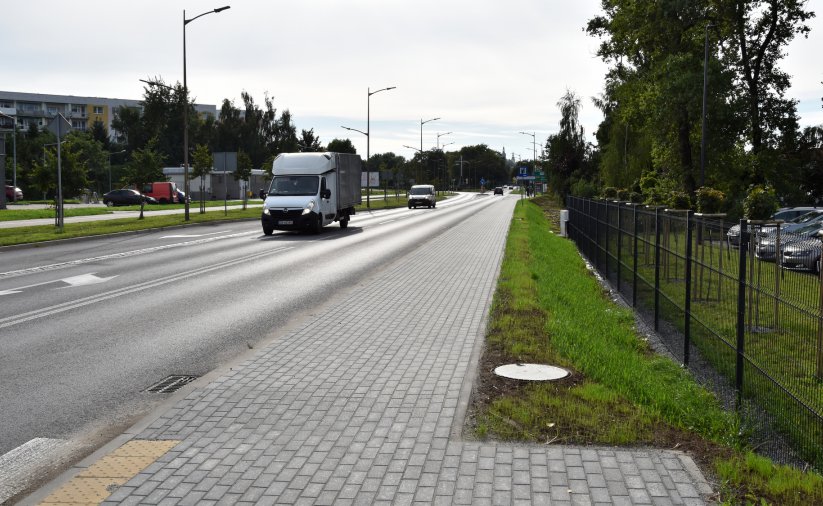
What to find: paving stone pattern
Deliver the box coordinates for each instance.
[104,200,712,505]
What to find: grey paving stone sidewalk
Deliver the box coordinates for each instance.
[102,199,712,505]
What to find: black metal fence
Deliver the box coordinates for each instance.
[566,196,823,471]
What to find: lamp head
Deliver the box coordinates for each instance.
[215,6,231,13]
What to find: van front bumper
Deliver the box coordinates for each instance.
[262,209,318,230]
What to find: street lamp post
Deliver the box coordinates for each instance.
[365,86,395,208]
[439,141,454,191]
[436,131,452,150]
[419,117,440,183]
[183,6,230,221]
[520,131,537,193]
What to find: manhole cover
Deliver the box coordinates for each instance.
[494,363,570,381]
[144,375,198,393]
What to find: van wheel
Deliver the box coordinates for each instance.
[263,226,273,236]
[433,202,436,208]
[313,215,323,234]
[340,217,349,229]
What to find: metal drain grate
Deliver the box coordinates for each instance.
[144,375,198,393]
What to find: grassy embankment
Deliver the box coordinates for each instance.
[470,194,822,505]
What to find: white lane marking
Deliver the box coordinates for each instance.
[0,438,71,504]
[378,220,397,225]
[0,273,117,296]
[0,247,293,329]
[160,230,228,238]
[0,230,258,280]
[60,273,118,288]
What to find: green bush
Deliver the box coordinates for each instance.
[570,179,598,198]
[667,191,691,210]
[743,185,778,220]
[695,187,725,214]
[602,186,618,199]
[616,188,630,201]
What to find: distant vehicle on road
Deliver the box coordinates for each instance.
[176,189,189,203]
[408,184,436,209]
[142,182,180,204]
[103,189,157,207]
[5,185,23,201]
[494,187,504,195]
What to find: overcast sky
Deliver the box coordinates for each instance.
[3,1,821,161]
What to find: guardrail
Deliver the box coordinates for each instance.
[566,196,822,472]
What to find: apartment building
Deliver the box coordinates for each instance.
[0,91,216,137]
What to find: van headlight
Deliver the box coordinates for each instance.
[302,200,316,215]
[263,207,271,215]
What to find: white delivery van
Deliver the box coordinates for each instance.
[261,152,362,234]
[408,184,436,209]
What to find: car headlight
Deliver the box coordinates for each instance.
[263,207,271,215]
[302,200,316,215]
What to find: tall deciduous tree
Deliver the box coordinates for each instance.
[123,137,165,190]
[299,129,323,152]
[235,149,253,209]
[191,144,213,210]
[545,90,593,198]
[326,138,356,154]
[716,0,814,182]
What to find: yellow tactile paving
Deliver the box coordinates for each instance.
[39,439,180,505]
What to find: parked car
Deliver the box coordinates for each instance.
[493,187,504,195]
[727,207,823,247]
[102,189,157,207]
[5,185,23,201]
[781,234,823,273]
[408,184,436,209]
[757,221,823,261]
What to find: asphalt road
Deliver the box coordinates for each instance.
[0,192,510,478]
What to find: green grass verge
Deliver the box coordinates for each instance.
[0,208,263,247]
[472,195,823,505]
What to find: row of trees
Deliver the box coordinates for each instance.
[2,78,518,202]
[542,0,822,216]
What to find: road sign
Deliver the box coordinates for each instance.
[517,176,536,181]
[47,114,72,137]
[519,167,528,176]
[480,178,486,186]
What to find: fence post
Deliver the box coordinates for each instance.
[632,204,639,307]
[617,203,623,294]
[684,211,694,366]
[605,201,611,279]
[654,207,662,332]
[736,219,748,409]
[817,260,823,380]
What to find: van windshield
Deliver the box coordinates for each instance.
[269,176,319,196]
[410,187,432,195]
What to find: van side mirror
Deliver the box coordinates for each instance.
[259,189,266,199]
[322,189,331,199]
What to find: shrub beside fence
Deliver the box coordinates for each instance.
[566,196,823,472]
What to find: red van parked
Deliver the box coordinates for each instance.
[141,182,179,204]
